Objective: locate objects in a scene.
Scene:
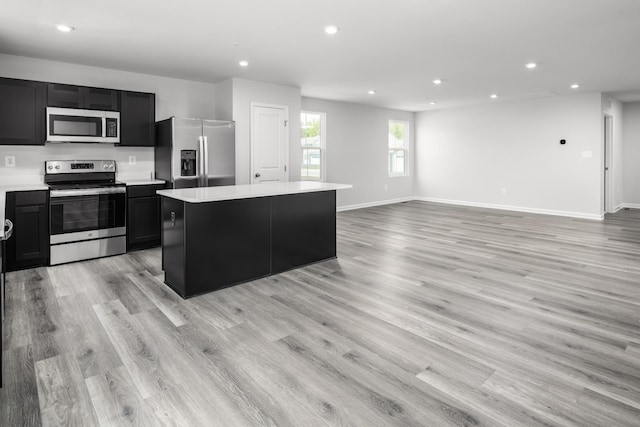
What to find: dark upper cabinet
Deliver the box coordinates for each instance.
[0,78,46,145]
[47,83,119,111]
[5,190,50,271]
[119,91,155,146]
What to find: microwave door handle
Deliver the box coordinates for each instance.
[101,116,106,138]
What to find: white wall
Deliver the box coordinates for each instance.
[415,93,604,219]
[231,78,301,185]
[622,101,640,207]
[302,97,414,209]
[0,53,217,183]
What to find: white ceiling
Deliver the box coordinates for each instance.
[1,0,640,111]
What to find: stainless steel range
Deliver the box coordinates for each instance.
[45,160,126,265]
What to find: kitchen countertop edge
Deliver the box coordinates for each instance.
[157,181,352,203]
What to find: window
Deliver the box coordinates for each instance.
[300,111,326,181]
[388,120,409,176]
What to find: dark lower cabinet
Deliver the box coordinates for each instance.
[0,78,46,145]
[5,190,49,271]
[127,184,164,251]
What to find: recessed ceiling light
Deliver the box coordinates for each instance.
[368,90,376,95]
[490,94,498,99]
[238,60,249,67]
[56,24,74,32]
[324,25,339,35]
[429,101,437,105]
[525,62,537,69]
[570,83,580,89]
[433,79,442,85]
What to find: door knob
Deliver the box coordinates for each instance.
[255,173,261,178]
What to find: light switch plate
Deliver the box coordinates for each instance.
[5,156,15,167]
[129,156,136,165]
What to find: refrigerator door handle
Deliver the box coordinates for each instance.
[198,136,205,186]
[203,136,209,183]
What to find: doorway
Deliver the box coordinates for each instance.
[250,103,289,183]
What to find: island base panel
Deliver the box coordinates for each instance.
[162,197,186,296]
[184,198,271,297]
[271,191,336,274]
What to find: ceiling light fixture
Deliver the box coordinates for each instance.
[56,24,74,32]
[525,62,537,69]
[433,79,442,85]
[368,90,376,95]
[324,25,339,35]
[570,83,580,89]
[490,94,498,99]
[238,60,249,67]
[430,101,437,105]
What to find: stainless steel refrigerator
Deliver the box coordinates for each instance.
[155,117,235,188]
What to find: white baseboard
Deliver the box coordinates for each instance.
[413,197,604,221]
[337,195,639,219]
[337,197,414,212]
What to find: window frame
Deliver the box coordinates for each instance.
[300,110,326,182]
[388,119,410,177]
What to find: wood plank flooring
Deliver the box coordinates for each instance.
[2,201,640,426]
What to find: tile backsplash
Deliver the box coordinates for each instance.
[0,144,154,184]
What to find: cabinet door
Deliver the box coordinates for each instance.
[127,195,161,250]
[120,91,155,146]
[47,83,83,108]
[5,192,49,271]
[84,87,119,110]
[0,78,46,145]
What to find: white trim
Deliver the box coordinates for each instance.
[337,197,414,212]
[612,204,624,213]
[388,119,410,178]
[300,110,326,182]
[336,195,635,219]
[413,197,604,220]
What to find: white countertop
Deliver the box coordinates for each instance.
[157,181,352,203]
[1,184,49,239]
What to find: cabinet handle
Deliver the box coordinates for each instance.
[2,219,13,240]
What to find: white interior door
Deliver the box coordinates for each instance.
[251,103,288,183]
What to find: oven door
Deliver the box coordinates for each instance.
[49,188,126,244]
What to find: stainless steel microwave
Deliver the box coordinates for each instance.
[46,107,120,143]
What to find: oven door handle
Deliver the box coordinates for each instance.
[50,187,127,198]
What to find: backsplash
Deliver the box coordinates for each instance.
[0,144,155,184]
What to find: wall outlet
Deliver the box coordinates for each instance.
[5,156,16,167]
[581,151,593,158]
[128,156,136,165]
[501,187,507,195]
[384,184,388,190]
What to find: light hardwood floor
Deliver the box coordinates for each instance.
[2,201,640,426]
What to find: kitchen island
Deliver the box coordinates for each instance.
[157,181,351,298]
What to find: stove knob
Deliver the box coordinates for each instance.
[55,165,60,170]
[47,165,53,170]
